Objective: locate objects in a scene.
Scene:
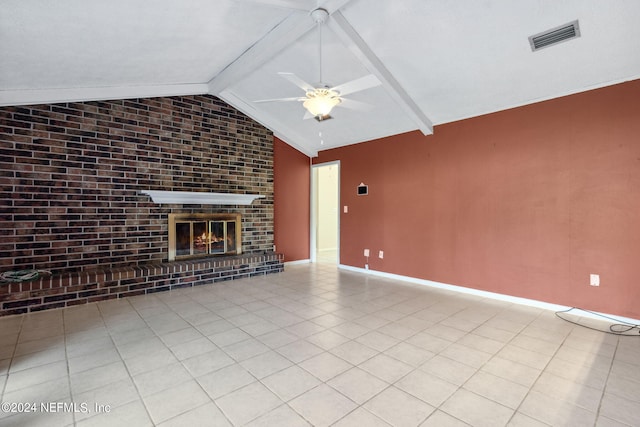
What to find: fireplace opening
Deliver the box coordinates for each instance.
[168,213,241,261]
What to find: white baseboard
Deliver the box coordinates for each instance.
[338,264,640,325]
[285,259,311,266]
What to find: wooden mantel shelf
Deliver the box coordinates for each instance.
[140,190,265,205]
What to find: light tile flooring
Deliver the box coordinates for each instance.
[0,262,639,426]
[316,249,338,264]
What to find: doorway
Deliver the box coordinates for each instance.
[310,161,340,264]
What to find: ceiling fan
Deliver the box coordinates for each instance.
[255,7,381,121]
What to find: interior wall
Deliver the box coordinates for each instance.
[315,79,640,319]
[273,137,310,262]
[317,164,338,251]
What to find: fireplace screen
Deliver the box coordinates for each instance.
[168,213,241,261]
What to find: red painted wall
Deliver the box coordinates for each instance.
[315,79,640,319]
[274,137,310,261]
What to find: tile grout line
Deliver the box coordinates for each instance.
[594,337,620,426]
[429,303,525,426]
[504,309,582,426]
[0,314,24,425]
[170,296,243,427]
[62,309,76,426]
[95,297,157,426]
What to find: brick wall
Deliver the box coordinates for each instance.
[0,95,274,275]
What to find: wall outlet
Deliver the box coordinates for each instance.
[364,249,370,257]
[379,250,384,259]
[590,274,600,287]
[273,244,276,252]
[343,205,348,213]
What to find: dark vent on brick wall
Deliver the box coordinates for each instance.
[529,20,580,51]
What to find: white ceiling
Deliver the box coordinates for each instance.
[2,0,639,156]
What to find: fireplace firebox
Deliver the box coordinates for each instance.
[168,213,242,261]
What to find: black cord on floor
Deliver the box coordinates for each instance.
[555,307,640,336]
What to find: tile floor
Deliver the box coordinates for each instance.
[0,262,639,426]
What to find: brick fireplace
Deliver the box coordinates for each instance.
[0,95,283,315]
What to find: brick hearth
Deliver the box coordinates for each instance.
[0,253,283,316]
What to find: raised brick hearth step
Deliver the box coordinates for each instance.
[0,253,283,316]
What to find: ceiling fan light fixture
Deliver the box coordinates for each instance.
[252,6,380,125]
[303,88,341,117]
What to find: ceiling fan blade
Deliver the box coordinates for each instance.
[331,74,381,96]
[279,72,315,92]
[253,96,305,103]
[338,98,374,111]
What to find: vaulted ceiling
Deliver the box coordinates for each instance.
[2,0,639,156]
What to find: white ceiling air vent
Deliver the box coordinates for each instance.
[529,20,580,51]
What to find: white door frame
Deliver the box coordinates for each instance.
[310,161,340,263]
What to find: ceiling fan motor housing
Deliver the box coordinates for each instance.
[310,8,329,24]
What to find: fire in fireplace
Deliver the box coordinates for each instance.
[168,213,241,261]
